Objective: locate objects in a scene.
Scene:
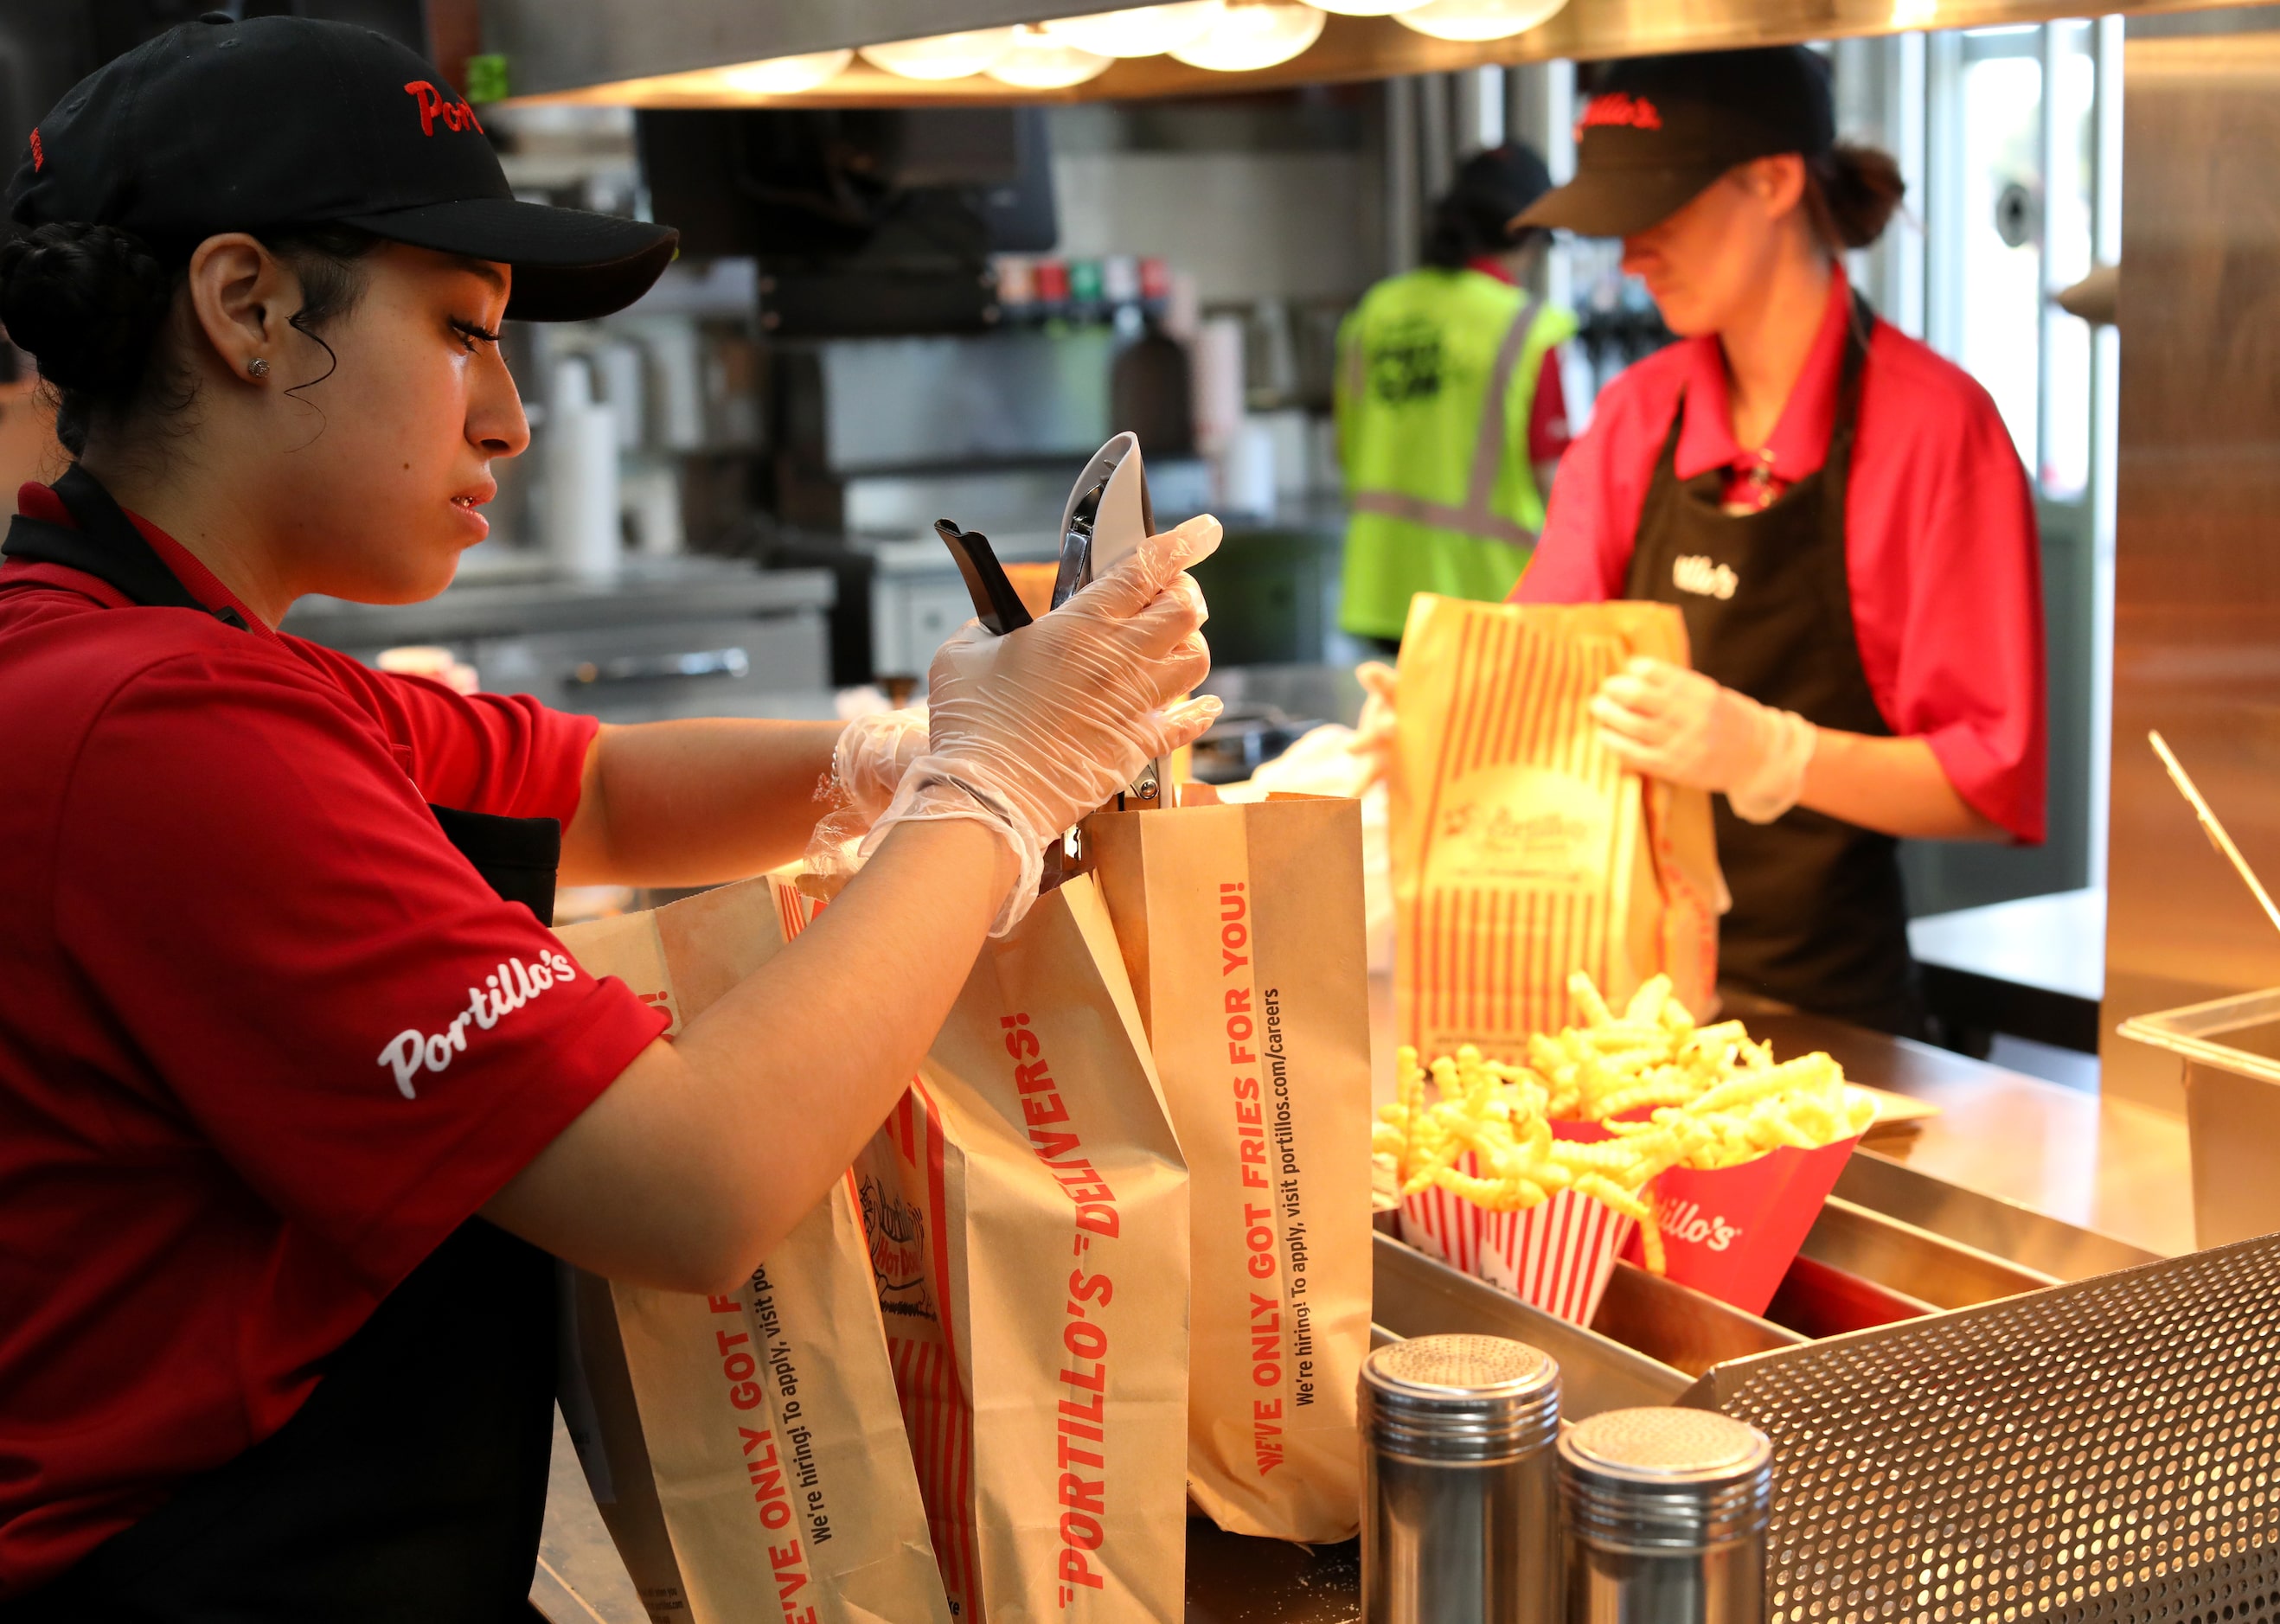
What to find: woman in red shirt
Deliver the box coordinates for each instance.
[0,18,1218,1620]
[1363,47,2044,1033]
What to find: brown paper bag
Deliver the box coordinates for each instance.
[1391,593,1725,1060]
[836,873,1190,1624]
[556,880,952,1624]
[1086,796,1373,1543]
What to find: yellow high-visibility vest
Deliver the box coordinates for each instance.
[1335,267,1578,641]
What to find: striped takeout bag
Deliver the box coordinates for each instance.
[1389,594,1726,1065]
[838,873,1192,1624]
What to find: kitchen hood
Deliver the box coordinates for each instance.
[483,0,2240,106]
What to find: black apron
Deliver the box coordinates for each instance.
[1620,296,1921,1034]
[1,468,559,1622]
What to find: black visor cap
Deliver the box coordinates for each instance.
[7,14,678,323]
[1516,47,1836,240]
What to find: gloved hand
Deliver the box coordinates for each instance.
[1587,655,1816,825]
[862,514,1225,933]
[834,707,929,822]
[1346,661,1399,790]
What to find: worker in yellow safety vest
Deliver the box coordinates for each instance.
[1336,144,1579,649]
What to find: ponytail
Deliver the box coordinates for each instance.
[1802,143,1905,252]
[0,223,178,455]
[0,220,377,457]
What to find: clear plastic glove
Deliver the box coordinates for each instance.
[861,514,1226,933]
[1346,660,1399,790]
[834,707,929,822]
[1587,655,1816,825]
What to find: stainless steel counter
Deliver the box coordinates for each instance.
[282,558,838,725]
[535,994,2196,1623]
[282,558,833,646]
[1747,1010,2192,1260]
[1907,886,2106,1054]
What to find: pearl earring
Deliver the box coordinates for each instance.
[247,358,270,379]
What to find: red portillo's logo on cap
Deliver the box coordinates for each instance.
[28,128,42,171]
[403,80,485,137]
[1575,92,1663,138]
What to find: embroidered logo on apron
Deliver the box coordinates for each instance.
[1672,553,1739,600]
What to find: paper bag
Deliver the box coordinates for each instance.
[556,880,952,1624]
[1391,593,1724,1060]
[1086,796,1373,1543]
[847,874,1191,1624]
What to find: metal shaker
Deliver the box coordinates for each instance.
[1556,1407,1773,1624]
[1360,1333,1562,1624]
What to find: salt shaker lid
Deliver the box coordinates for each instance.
[1561,1407,1771,1484]
[1361,1335,1560,1461]
[1558,1408,1772,1550]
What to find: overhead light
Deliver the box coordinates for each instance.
[1312,0,1431,12]
[1169,0,1327,71]
[713,48,855,96]
[1393,0,1567,39]
[859,28,1019,80]
[987,25,1113,87]
[1041,2,1227,58]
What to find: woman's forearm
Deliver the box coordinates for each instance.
[559,718,846,887]
[489,817,1013,1291]
[1799,729,2003,841]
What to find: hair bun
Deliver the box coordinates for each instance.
[0,221,174,395]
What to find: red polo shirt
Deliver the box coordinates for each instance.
[1516,265,2046,843]
[0,489,668,1597]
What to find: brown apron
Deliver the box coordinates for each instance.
[1620,295,1921,1034]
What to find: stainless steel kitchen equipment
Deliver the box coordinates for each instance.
[2120,987,2280,1247]
[1359,1334,1561,1624]
[2104,12,2280,1112]
[1556,1409,1771,1624]
[1060,432,1166,809]
[281,560,836,725]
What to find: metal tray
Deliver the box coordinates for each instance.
[1375,1181,2065,1399]
[1370,1231,1688,1415]
[2122,985,2280,1247]
[1832,1148,2163,1278]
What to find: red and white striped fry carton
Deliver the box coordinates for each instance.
[1397,1152,1637,1326]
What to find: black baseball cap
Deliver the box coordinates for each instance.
[1515,48,1835,240]
[5,13,677,322]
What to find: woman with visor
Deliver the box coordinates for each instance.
[1361,47,2045,1034]
[0,17,1220,1620]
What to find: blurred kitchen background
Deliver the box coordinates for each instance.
[1,2,2150,1086]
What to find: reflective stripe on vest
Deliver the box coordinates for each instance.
[1346,295,1540,550]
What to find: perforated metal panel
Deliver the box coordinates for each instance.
[1677,1231,2280,1624]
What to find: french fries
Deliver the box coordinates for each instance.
[1374,972,1876,1276]
[1372,1043,1684,1271]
